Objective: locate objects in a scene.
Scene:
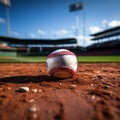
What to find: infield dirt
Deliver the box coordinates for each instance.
[0,63,120,120]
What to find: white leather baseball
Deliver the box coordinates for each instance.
[46,49,77,79]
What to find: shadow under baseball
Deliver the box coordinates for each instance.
[0,75,62,84]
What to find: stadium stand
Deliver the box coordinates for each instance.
[0,36,77,45]
[90,26,120,40]
[0,36,83,56]
[0,26,120,56]
[84,26,120,56]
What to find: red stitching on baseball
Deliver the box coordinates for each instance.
[47,51,76,58]
[49,66,75,77]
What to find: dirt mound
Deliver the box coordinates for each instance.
[0,63,120,120]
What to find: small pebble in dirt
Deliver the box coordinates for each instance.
[69,84,76,89]
[59,83,62,86]
[7,87,11,90]
[92,95,96,100]
[18,87,30,92]
[32,89,38,93]
[29,105,37,112]
[40,70,44,72]
[29,99,34,103]
[96,71,100,74]
[38,89,43,92]
[91,84,94,87]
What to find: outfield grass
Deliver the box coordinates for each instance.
[0,56,120,63]
[77,56,120,62]
[0,56,46,63]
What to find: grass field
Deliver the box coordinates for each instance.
[0,56,120,63]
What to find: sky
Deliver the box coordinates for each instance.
[0,0,120,46]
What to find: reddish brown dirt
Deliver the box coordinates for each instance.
[0,63,120,120]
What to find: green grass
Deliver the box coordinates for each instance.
[0,56,120,63]
[0,56,46,63]
[77,56,120,63]
[0,58,20,63]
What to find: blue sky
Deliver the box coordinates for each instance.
[0,0,120,46]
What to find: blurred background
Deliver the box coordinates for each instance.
[0,0,120,61]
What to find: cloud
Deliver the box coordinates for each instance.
[29,34,36,38]
[107,20,120,27]
[88,20,120,35]
[76,35,93,46]
[88,26,102,34]
[0,18,5,24]
[54,29,68,37]
[38,29,46,36]
[102,20,120,28]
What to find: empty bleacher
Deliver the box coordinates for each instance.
[84,26,120,55]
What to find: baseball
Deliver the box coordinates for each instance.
[46,49,77,79]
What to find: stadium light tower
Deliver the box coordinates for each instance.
[0,0,11,37]
[69,0,86,47]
